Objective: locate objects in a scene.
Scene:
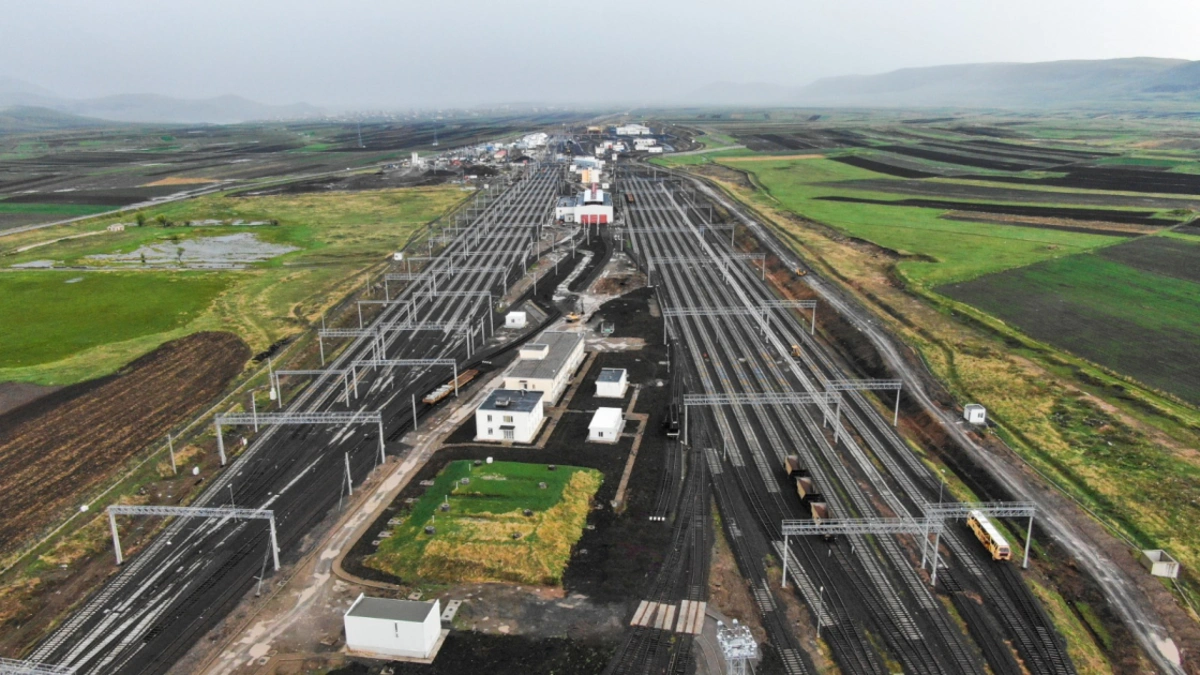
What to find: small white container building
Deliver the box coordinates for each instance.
[594,368,628,399]
[476,389,545,443]
[1140,550,1181,578]
[963,404,987,425]
[344,594,443,659]
[505,311,527,329]
[589,407,626,443]
[504,331,586,404]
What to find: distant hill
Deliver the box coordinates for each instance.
[687,58,1200,109]
[0,106,113,134]
[0,77,321,124]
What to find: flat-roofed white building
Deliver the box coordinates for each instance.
[615,123,651,136]
[594,368,628,398]
[504,331,586,404]
[344,594,444,659]
[589,407,625,443]
[574,186,614,225]
[476,389,545,443]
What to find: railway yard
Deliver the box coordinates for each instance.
[2,119,1198,675]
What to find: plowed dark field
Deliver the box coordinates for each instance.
[880,144,1038,171]
[964,166,1200,195]
[815,195,1179,225]
[830,155,938,179]
[1096,235,1200,283]
[0,332,249,556]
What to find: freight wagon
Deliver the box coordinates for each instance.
[422,369,480,404]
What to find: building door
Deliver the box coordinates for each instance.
[503,428,515,440]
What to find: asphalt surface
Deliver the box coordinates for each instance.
[30,162,563,674]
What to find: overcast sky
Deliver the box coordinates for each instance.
[3,0,1200,108]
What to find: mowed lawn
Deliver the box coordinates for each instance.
[940,252,1200,405]
[366,460,602,586]
[709,156,1124,286]
[0,271,231,369]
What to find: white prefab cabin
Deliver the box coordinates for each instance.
[594,368,628,399]
[589,407,625,443]
[963,404,987,425]
[344,594,441,659]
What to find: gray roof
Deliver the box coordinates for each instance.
[347,596,436,623]
[509,332,583,381]
[480,388,544,413]
[597,368,626,383]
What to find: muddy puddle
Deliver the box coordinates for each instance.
[86,232,298,268]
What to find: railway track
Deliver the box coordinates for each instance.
[32,162,566,674]
[620,165,1074,674]
[618,166,1071,674]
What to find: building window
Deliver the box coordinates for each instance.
[487,428,493,435]
[503,415,513,423]
[487,414,492,422]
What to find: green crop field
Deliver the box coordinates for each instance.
[0,203,113,217]
[941,252,1200,406]
[366,460,602,586]
[694,156,1124,286]
[0,186,467,384]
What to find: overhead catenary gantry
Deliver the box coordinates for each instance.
[779,517,939,586]
[925,501,1037,570]
[820,378,905,428]
[0,658,75,675]
[647,253,767,282]
[106,505,279,570]
[680,391,835,445]
[270,369,352,406]
[212,410,385,466]
[761,299,819,335]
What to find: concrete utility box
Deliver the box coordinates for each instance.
[595,368,628,399]
[963,404,987,425]
[1140,550,1181,579]
[589,407,626,443]
[393,252,404,262]
[506,311,527,329]
[344,594,442,659]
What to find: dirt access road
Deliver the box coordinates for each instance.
[682,168,1189,674]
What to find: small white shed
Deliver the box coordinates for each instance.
[589,407,625,443]
[963,404,987,425]
[1140,550,1181,579]
[506,311,527,329]
[595,368,628,399]
[344,594,442,659]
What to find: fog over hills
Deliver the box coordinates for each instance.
[0,78,320,125]
[689,58,1200,108]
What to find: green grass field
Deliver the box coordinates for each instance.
[0,272,232,369]
[695,156,1126,286]
[0,186,466,384]
[366,460,602,586]
[941,252,1200,405]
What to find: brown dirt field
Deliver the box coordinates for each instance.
[942,212,1157,236]
[0,331,250,558]
[141,176,219,187]
[721,154,824,162]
